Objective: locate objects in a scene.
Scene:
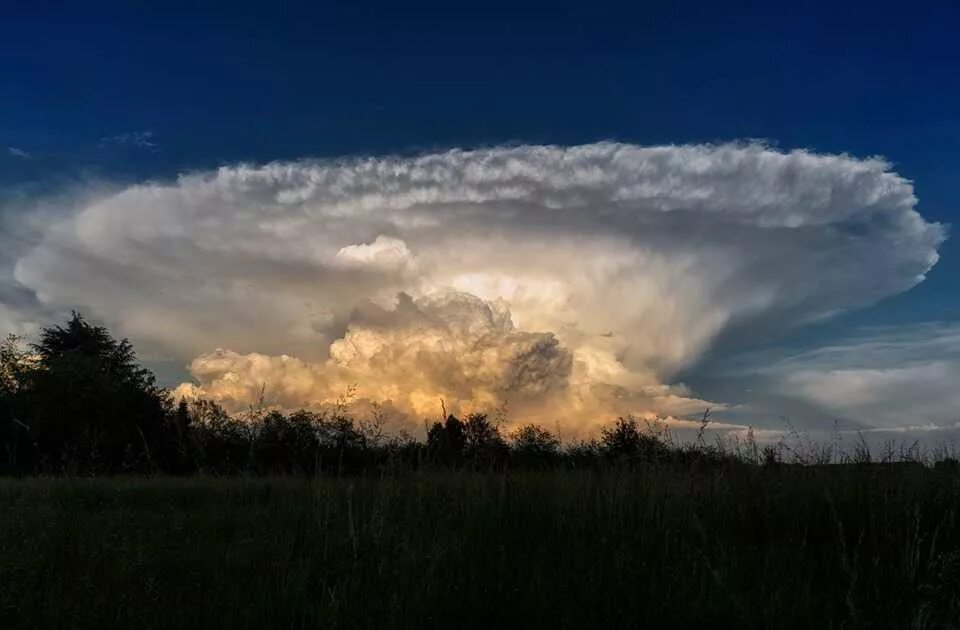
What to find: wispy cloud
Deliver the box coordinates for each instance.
[97,130,158,151]
[730,323,960,431]
[6,146,30,159]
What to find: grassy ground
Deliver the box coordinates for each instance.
[1,466,959,629]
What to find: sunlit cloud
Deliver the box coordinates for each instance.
[2,142,945,432]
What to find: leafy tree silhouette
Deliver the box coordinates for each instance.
[253,410,321,474]
[510,424,560,467]
[166,398,196,472]
[20,313,171,474]
[463,413,507,467]
[188,398,252,474]
[316,412,367,474]
[0,335,35,472]
[599,416,667,463]
[427,415,467,466]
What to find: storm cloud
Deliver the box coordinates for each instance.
[2,142,945,432]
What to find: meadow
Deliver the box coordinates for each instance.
[2,463,960,629]
[4,315,960,628]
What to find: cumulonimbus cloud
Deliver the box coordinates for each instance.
[4,142,946,432]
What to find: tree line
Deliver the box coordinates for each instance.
[0,313,735,476]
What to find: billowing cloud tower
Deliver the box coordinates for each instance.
[8,143,944,432]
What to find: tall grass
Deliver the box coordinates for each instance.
[2,464,959,629]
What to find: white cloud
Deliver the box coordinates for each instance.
[769,324,960,429]
[6,147,30,159]
[334,235,413,270]
[2,142,946,431]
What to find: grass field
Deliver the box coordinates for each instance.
[2,465,959,629]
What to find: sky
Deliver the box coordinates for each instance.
[1,1,958,441]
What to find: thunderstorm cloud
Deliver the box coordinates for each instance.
[2,142,946,432]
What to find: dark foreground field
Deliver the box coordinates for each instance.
[2,466,960,629]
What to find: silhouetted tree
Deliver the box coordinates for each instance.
[511,424,560,467]
[427,415,467,466]
[564,439,600,469]
[0,335,35,472]
[189,398,252,474]
[463,413,507,467]
[253,410,321,474]
[315,413,365,472]
[18,313,171,473]
[599,416,667,463]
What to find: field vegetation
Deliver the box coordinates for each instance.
[2,314,960,628]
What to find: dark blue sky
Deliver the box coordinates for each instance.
[2,0,958,343]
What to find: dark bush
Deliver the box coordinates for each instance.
[599,416,668,463]
[510,424,560,467]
